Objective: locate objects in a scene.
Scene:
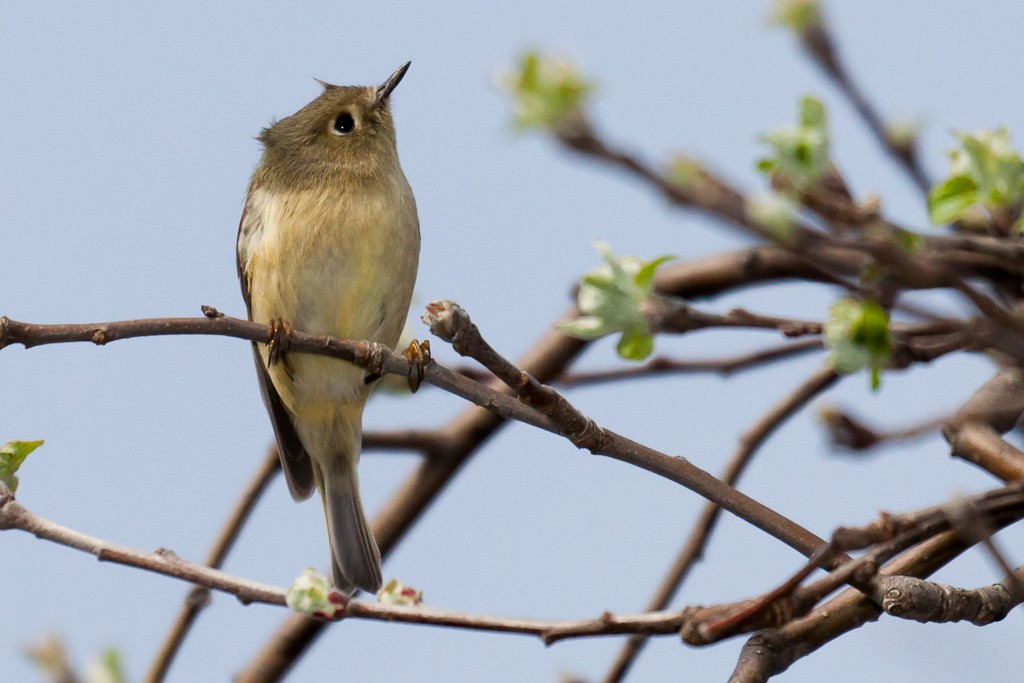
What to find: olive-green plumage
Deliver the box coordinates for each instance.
[237,63,419,593]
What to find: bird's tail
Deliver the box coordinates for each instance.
[316,453,382,595]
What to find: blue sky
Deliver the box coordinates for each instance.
[2,2,1023,681]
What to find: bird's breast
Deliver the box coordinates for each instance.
[240,181,419,410]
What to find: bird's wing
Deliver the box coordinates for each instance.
[237,198,315,501]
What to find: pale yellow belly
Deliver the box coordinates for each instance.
[246,187,419,418]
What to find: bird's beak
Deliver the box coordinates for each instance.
[373,61,411,109]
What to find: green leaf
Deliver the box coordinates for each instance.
[498,51,593,131]
[561,242,668,361]
[634,255,675,290]
[757,96,830,191]
[0,439,44,494]
[824,298,890,390]
[927,174,978,224]
[616,328,654,361]
[799,95,826,129]
[557,315,616,340]
[86,647,127,683]
[286,567,345,619]
[771,0,822,31]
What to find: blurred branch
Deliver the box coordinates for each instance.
[0,480,737,645]
[695,480,1024,649]
[0,482,284,606]
[145,446,281,683]
[363,428,450,457]
[791,6,932,195]
[944,369,1024,481]
[602,366,840,683]
[726,528,984,683]
[557,339,824,388]
[234,246,858,682]
[422,300,830,557]
[25,634,81,683]
[819,407,945,452]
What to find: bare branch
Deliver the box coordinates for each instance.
[726,527,997,683]
[791,8,932,195]
[873,566,1024,625]
[235,247,852,682]
[0,484,284,606]
[602,366,840,683]
[0,482,708,645]
[145,447,281,683]
[422,299,830,559]
[557,340,823,388]
[944,369,1024,481]
[819,407,945,453]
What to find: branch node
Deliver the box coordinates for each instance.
[569,417,604,452]
[201,305,224,319]
[92,328,108,345]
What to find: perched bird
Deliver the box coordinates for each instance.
[236,63,420,593]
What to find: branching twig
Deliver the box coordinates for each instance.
[944,369,1024,482]
[0,482,706,644]
[421,300,831,560]
[602,366,840,683]
[792,9,932,195]
[234,247,855,682]
[819,407,945,453]
[726,529,979,683]
[556,340,823,388]
[144,447,281,683]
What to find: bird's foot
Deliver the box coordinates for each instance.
[266,317,293,367]
[402,339,431,393]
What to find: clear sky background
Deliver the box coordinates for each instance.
[2,2,1023,681]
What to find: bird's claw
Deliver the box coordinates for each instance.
[266,318,293,368]
[402,339,431,393]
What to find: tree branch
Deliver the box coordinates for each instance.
[234,246,850,682]
[601,366,840,683]
[144,446,281,683]
[0,482,705,644]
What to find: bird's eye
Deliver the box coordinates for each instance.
[332,112,356,135]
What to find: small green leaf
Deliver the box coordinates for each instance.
[893,229,924,253]
[799,95,826,129]
[771,0,822,31]
[824,298,891,390]
[757,95,830,191]
[85,647,127,683]
[286,568,345,619]
[928,174,978,224]
[0,439,44,494]
[557,315,615,340]
[561,242,672,361]
[497,51,593,131]
[616,328,654,361]
[377,578,423,606]
[634,255,675,290]
[745,192,798,243]
[932,127,1024,226]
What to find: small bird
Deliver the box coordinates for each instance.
[236,63,420,594]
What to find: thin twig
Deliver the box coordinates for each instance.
[602,366,840,683]
[793,10,932,195]
[422,299,831,560]
[234,247,851,682]
[819,407,945,453]
[144,447,281,683]
[727,529,983,683]
[0,483,702,644]
[556,340,824,388]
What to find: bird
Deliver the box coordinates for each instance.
[236,63,419,594]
